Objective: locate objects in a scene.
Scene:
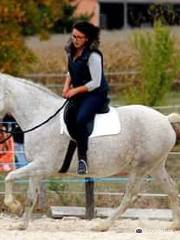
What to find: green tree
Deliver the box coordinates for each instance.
[0,0,90,74]
[124,20,179,106]
[0,0,72,74]
[19,0,67,36]
[0,0,36,74]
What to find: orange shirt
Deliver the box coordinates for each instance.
[0,131,15,171]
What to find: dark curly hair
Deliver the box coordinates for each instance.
[65,21,100,56]
[73,21,100,47]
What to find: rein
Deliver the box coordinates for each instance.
[0,133,13,144]
[0,99,68,144]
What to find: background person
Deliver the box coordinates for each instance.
[3,113,28,168]
[0,123,15,171]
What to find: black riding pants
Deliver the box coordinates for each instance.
[64,92,108,160]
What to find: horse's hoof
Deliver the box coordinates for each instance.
[4,196,23,215]
[7,224,15,231]
[171,222,180,231]
[17,223,27,231]
[10,200,23,215]
[7,223,27,231]
[91,220,111,232]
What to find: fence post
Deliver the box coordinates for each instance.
[85,178,95,219]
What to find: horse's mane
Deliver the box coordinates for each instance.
[4,73,60,99]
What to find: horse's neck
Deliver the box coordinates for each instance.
[6,77,62,130]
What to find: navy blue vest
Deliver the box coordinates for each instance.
[67,48,109,94]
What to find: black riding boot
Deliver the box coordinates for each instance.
[59,140,77,173]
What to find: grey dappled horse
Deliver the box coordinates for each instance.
[0,73,180,231]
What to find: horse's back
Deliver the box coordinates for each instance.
[116,104,176,149]
[116,104,168,124]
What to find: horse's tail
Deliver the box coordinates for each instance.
[168,112,180,141]
[168,112,180,124]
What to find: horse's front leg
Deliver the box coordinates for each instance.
[17,177,41,230]
[4,175,23,215]
[4,164,34,214]
[4,162,50,230]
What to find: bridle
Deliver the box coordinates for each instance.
[0,99,68,144]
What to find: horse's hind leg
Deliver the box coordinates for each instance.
[151,161,180,230]
[93,166,147,231]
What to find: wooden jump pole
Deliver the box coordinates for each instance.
[85,178,95,219]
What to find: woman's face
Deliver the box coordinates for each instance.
[71,28,88,49]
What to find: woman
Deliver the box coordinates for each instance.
[63,21,109,174]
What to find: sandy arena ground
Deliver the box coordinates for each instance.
[0,214,180,240]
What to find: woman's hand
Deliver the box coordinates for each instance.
[62,86,70,98]
[65,86,89,98]
[62,74,71,98]
[65,88,78,98]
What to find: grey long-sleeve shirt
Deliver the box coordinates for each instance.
[85,52,102,91]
